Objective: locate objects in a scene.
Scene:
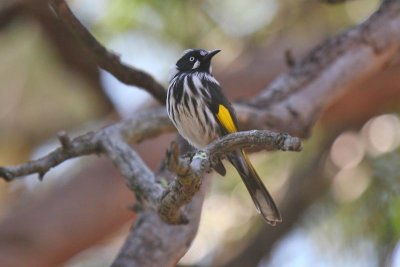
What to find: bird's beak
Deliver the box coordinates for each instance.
[203,49,221,62]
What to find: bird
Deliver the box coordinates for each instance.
[166,48,281,225]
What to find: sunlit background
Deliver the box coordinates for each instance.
[2,0,400,266]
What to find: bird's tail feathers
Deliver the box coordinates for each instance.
[229,150,282,225]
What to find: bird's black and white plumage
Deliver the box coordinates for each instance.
[167,48,281,225]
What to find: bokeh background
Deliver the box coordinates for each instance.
[1,0,400,266]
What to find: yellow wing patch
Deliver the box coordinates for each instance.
[216,104,237,133]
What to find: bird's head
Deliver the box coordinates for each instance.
[173,48,221,75]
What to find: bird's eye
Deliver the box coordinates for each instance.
[189,57,195,62]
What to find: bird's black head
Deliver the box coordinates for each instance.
[174,49,221,74]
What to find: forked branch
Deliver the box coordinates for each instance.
[0,109,301,224]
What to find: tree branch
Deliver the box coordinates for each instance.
[236,0,400,137]
[0,131,98,181]
[111,178,208,267]
[48,0,167,104]
[0,108,173,182]
[0,108,301,225]
[158,131,302,224]
[99,130,165,215]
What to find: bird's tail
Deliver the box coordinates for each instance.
[229,150,282,225]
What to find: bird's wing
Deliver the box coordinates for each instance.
[206,81,239,134]
[216,104,237,133]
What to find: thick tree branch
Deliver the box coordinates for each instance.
[49,0,167,104]
[111,177,209,267]
[236,0,400,137]
[101,133,162,208]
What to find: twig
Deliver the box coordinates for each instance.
[48,0,167,104]
[206,131,301,158]
[0,108,173,182]
[0,131,98,181]
[57,130,72,149]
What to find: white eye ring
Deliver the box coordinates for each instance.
[189,57,195,62]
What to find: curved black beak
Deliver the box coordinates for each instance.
[203,49,221,62]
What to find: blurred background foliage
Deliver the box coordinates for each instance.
[2,0,400,267]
